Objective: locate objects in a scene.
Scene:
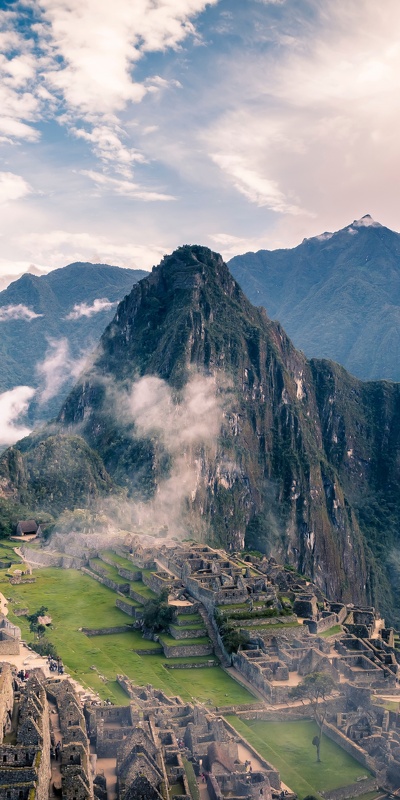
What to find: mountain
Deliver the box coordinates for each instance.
[228,215,400,381]
[1,246,400,622]
[0,262,148,420]
[0,264,48,292]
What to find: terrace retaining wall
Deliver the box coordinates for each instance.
[82,566,129,594]
[97,553,141,582]
[169,624,207,640]
[115,598,142,617]
[323,777,378,800]
[82,625,134,636]
[323,720,376,773]
[161,642,213,658]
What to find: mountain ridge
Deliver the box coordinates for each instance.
[1,245,399,622]
[228,215,400,381]
[0,261,148,422]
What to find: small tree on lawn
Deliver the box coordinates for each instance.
[143,590,176,633]
[289,672,334,763]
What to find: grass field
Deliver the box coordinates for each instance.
[226,717,375,800]
[0,566,256,707]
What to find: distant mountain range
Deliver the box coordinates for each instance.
[0,262,147,420]
[228,215,400,381]
[2,246,400,623]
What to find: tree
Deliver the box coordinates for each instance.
[289,672,335,762]
[220,624,248,654]
[143,590,176,633]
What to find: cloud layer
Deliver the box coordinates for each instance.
[0,386,34,446]
[0,304,42,321]
[65,298,117,320]
[36,338,89,404]
[2,1,400,278]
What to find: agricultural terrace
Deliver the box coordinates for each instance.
[226,717,378,800]
[0,564,255,707]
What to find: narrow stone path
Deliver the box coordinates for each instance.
[197,605,231,667]
[48,699,62,798]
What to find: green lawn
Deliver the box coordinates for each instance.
[225,717,373,800]
[0,542,23,564]
[0,567,255,707]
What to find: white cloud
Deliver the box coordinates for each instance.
[36,338,88,405]
[72,124,146,177]
[20,229,165,270]
[0,172,32,204]
[65,298,117,320]
[31,0,218,174]
[81,170,175,201]
[211,152,303,213]
[126,374,221,452]
[196,0,400,237]
[0,386,35,446]
[0,304,42,322]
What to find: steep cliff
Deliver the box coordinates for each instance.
[2,246,400,620]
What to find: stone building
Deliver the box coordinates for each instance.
[0,670,51,800]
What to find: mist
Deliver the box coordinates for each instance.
[0,385,35,446]
[51,373,227,547]
[36,338,90,405]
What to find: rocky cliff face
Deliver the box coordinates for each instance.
[2,246,400,620]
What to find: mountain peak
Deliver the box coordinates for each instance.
[351,214,382,228]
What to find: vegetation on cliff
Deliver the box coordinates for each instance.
[1,245,399,622]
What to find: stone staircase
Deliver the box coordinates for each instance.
[197,604,231,667]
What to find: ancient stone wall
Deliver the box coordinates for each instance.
[129,586,149,604]
[0,639,19,655]
[169,624,207,640]
[0,664,14,743]
[161,642,213,658]
[323,777,378,800]
[142,571,173,594]
[165,660,218,669]
[82,625,133,636]
[304,612,338,634]
[81,566,129,594]
[96,552,141,582]
[323,720,375,772]
[115,598,137,616]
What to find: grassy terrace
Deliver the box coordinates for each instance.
[246,621,300,630]
[0,565,255,707]
[176,614,202,624]
[116,596,141,608]
[89,558,124,582]
[0,542,23,564]
[99,550,140,571]
[128,579,157,600]
[226,717,376,800]
[159,634,210,647]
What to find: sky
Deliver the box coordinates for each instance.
[0,0,400,279]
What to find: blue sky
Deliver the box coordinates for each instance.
[0,0,399,279]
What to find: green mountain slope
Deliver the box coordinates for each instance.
[0,262,148,419]
[228,215,400,381]
[2,246,400,622]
